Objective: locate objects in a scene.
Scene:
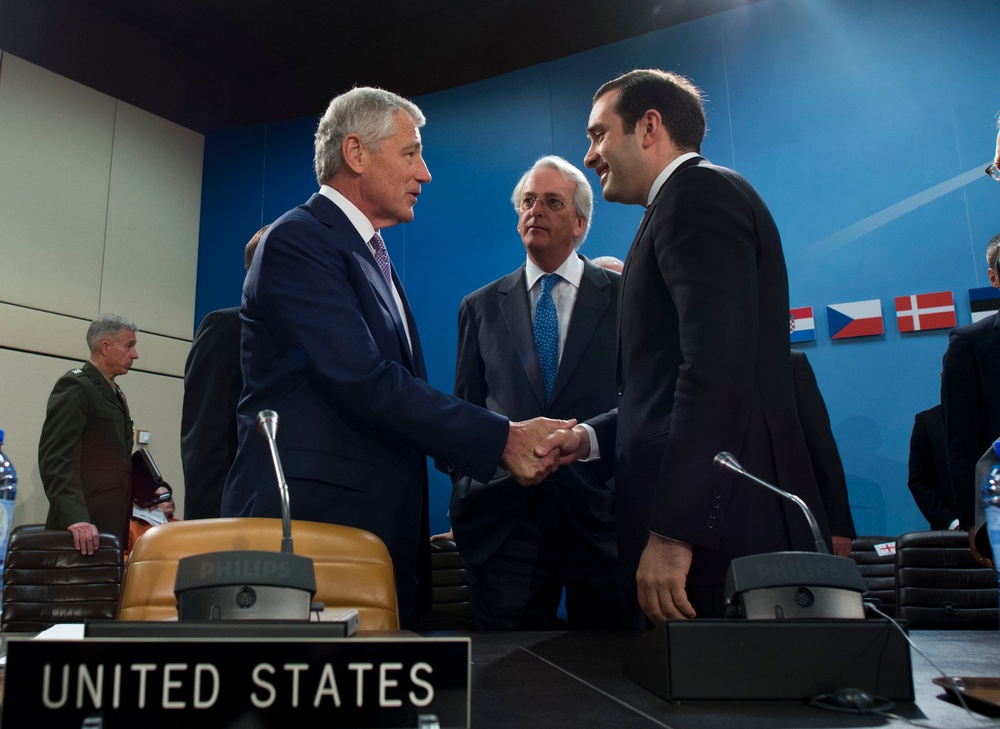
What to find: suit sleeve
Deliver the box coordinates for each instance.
[180,311,241,519]
[907,413,957,529]
[792,353,855,538]
[942,329,981,528]
[38,376,92,527]
[255,217,509,480]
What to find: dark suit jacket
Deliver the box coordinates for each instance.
[181,306,241,519]
[907,404,957,530]
[220,193,509,624]
[450,256,619,566]
[790,350,855,539]
[38,361,133,547]
[941,311,1000,528]
[591,157,830,589]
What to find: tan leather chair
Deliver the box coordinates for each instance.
[118,518,398,629]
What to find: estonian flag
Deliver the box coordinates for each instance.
[969,286,1000,323]
[827,300,884,339]
[789,306,815,343]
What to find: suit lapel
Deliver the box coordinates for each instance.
[498,266,547,409]
[391,266,426,379]
[550,258,612,404]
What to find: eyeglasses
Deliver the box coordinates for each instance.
[519,196,573,212]
[986,163,1000,182]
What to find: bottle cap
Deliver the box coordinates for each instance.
[0,429,4,444]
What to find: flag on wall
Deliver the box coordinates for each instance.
[894,291,956,332]
[969,287,1000,323]
[827,300,884,339]
[789,306,815,343]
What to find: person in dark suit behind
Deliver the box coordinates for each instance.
[38,314,139,555]
[541,69,831,622]
[907,404,959,530]
[451,156,625,629]
[941,232,1000,565]
[790,350,856,555]
[220,87,571,626]
[180,226,265,519]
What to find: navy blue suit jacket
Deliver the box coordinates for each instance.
[221,193,509,623]
[450,256,619,566]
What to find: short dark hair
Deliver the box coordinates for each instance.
[594,69,706,153]
[246,225,268,270]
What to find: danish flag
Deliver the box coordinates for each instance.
[894,291,956,333]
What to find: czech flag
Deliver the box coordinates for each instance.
[969,287,1000,323]
[894,291,956,332]
[827,300,884,339]
[789,306,815,343]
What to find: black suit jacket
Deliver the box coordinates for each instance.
[450,256,619,565]
[591,157,830,589]
[38,361,134,547]
[181,306,242,519]
[790,350,855,539]
[941,311,1000,528]
[907,404,957,530]
[221,193,509,624]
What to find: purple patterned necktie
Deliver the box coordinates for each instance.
[370,232,393,287]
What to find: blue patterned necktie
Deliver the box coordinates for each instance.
[534,273,560,400]
[370,232,393,287]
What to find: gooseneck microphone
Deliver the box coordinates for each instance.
[257,409,293,555]
[714,451,829,554]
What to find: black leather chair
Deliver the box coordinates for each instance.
[849,535,898,617]
[894,529,998,629]
[1,524,123,634]
[411,539,474,632]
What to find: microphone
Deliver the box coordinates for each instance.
[713,451,867,619]
[714,452,828,554]
[257,410,293,555]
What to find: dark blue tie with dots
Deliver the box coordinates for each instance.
[534,273,560,401]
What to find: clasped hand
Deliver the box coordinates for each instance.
[502,417,577,485]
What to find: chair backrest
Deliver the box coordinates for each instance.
[895,529,999,629]
[118,518,399,630]
[2,524,123,633]
[849,535,898,617]
[410,538,474,632]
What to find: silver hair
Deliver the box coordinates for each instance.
[511,155,594,247]
[86,314,137,352]
[314,87,425,185]
[987,232,1000,271]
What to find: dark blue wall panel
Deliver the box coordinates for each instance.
[195,0,1000,539]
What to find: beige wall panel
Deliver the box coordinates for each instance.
[0,54,115,317]
[102,102,203,341]
[0,348,186,532]
[0,303,191,378]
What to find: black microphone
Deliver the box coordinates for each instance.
[257,409,293,555]
[714,451,829,554]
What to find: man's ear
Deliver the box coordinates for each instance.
[342,133,365,174]
[640,109,663,148]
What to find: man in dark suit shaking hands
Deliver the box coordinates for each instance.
[222,87,571,626]
[450,156,625,629]
[541,70,830,622]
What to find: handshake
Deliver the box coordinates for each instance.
[501,418,594,486]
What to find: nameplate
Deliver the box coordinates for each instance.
[2,635,470,728]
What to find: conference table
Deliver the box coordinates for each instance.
[458,629,1000,728]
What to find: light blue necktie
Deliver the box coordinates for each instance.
[534,273,560,400]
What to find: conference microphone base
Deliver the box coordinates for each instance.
[623,618,913,701]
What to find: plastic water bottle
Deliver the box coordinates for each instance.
[0,429,17,591]
[983,447,1000,594]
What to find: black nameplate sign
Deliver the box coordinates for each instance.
[2,635,470,728]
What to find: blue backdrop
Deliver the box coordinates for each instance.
[194,0,1000,538]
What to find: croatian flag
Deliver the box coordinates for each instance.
[827,300,884,339]
[789,306,815,343]
[969,287,1000,323]
[895,291,956,332]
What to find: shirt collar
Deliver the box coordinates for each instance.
[524,252,583,292]
[646,152,702,206]
[320,185,376,243]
